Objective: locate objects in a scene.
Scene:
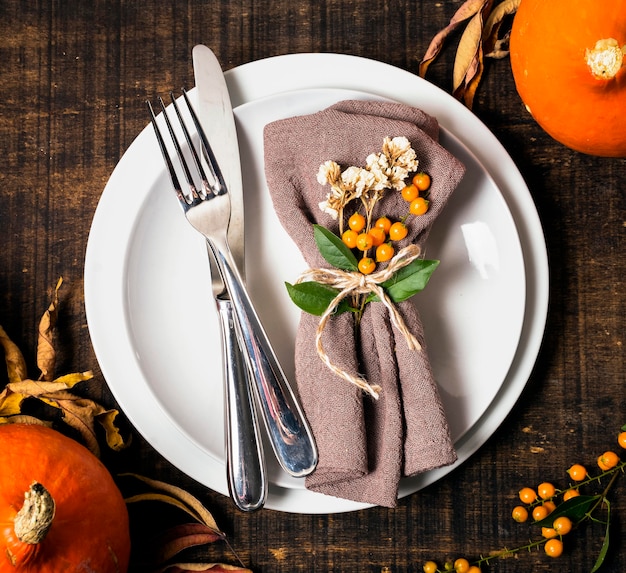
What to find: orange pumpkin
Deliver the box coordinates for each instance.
[510,0,626,157]
[0,424,130,573]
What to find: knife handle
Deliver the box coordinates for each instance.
[209,239,318,478]
[217,297,267,511]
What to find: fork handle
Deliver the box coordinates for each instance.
[216,297,267,511]
[208,240,318,478]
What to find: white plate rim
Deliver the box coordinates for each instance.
[85,53,549,513]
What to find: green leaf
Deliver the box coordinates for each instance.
[535,495,600,527]
[368,259,440,303]
[591,498,611,573]
[285,281,355,316]
[313,225,359,271]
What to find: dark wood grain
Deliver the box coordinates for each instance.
[1,2,624,572]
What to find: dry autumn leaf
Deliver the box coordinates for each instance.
[122,474,251,573]
[419,0,490,78]
[0,278,129,456]
[123,473,223,533]
[37,276,62,381]
[452,2,492,107]
[0,325,28,384]
[157,565,252,573]
[419,0,520,108]
[153,524,225,564]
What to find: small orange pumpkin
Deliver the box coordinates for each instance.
[0,424,130,573]
[510,0,626,157]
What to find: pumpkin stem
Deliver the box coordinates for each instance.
[13,482,56,545]
[585,38,625,79]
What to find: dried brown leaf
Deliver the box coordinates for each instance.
[153,523,224,564]
[461,51,485,108]
[122,474,222,534]
[452,0,492,93]
[0,325,28,384]
[419,0,490,77]
[0,414,53,427]
[37,277,63,381]
[96,408,129,451]
[483,0,520,55]
[41,392,106,456]
[0,389,27,416]
[157,565,252,573]
[0,373,128,456]
[419,0,520,108]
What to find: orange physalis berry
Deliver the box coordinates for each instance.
[341,229,358,249]
[409,197,429,216]
[389,221,408,241]
[358,257,376,275]
[454,558,470,573]
[568,464,587,481]
[519,487,537,504]
[544,538,563,558]
[512,505,529,523]
[542,527,558,539]
[543,500,557,514]
[376,242,395,263]
[538,482,556,500]
[618,431,626,450]
[597,451,619,471]
[369,227,386,246]
[348,212,366,232]
[401,183,419,202]
[356,233,374,251]
[467,567,481,573]
[375,216,392,233]
[553,516,573,536]
[532,505,549,521]
[413,171,431,191]
[423,562,438,573]
[563,489,580,501]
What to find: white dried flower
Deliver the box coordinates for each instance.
[319,199,339,219]
[365,152,390,190]
[341,166,375,197]
[382,136,418,172]
[317,160,341,186]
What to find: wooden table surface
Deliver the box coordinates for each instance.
[1,2,624,572]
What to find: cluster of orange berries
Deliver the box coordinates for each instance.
[511,434,625,561]
[422,430,626,572]
[341,172,431,275]
[423,558,480,573]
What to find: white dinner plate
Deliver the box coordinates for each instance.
[85,53,548,513]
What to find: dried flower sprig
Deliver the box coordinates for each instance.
[317,136,418,233]
[423,424,626,573]
[287,137,436,397]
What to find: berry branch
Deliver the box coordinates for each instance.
[423,425,626,573]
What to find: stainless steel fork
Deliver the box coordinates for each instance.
[147,92,318,482]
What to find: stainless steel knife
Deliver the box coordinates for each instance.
[192,44,266,511]
[192,45,318,480]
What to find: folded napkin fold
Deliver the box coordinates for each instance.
[263,100,465,507]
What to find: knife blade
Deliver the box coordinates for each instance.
[192,45,266,511]
[193,44,244,271]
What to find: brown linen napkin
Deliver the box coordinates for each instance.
[263,100,465,507]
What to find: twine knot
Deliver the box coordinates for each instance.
[295,244,423,399]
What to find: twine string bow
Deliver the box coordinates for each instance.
[295,244,423,399]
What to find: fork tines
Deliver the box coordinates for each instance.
[146,90,226,209]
